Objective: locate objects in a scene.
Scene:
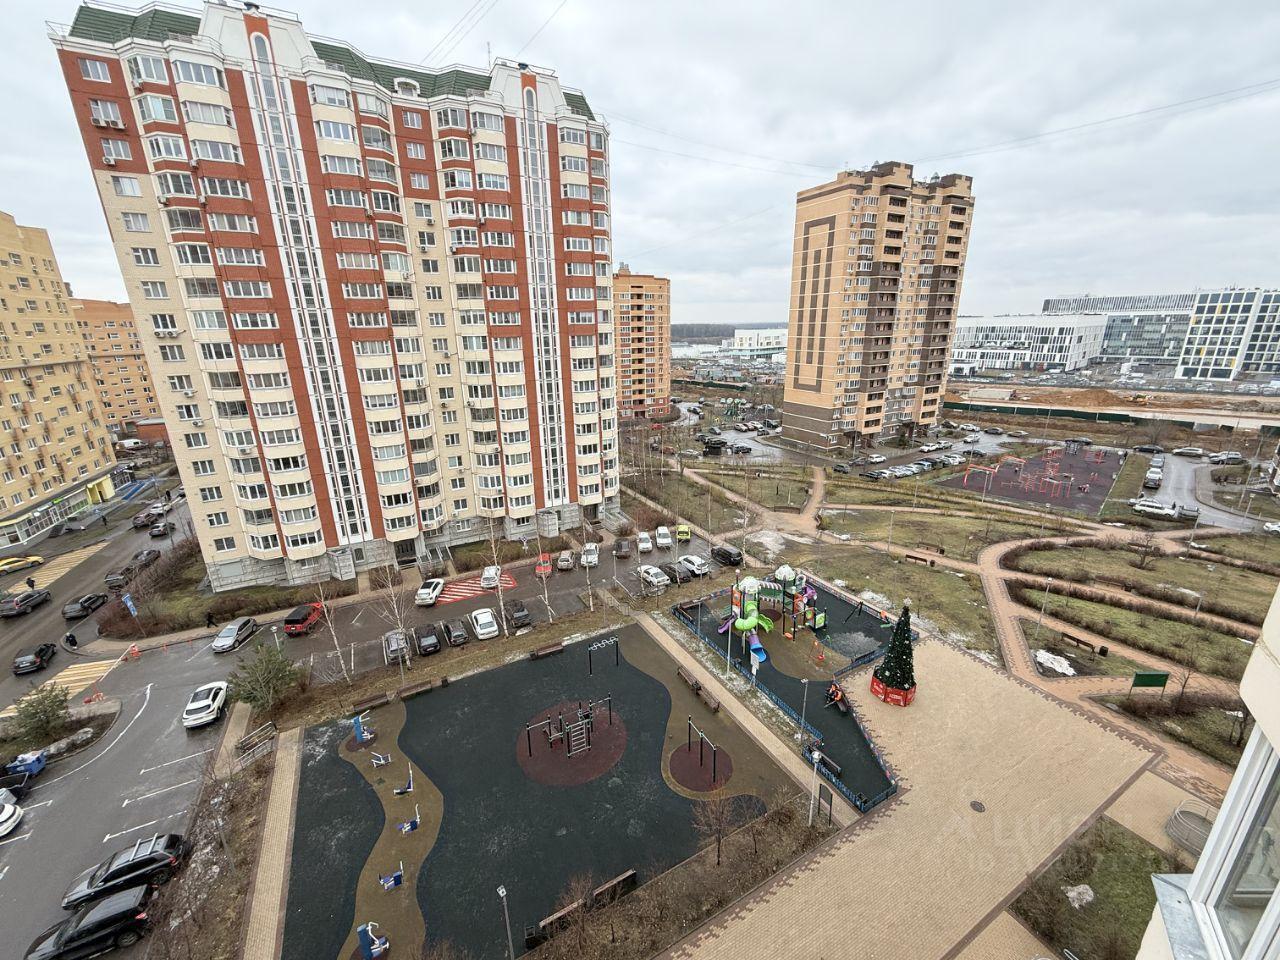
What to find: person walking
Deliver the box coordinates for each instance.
[64,631,78,650]
[205,611,217,629]
[25,576,36,591]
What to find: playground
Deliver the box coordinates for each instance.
[937,443,1122,514]
[280,625,797,960]
[673,569,897,812]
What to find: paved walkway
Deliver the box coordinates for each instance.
[213,701,252,779]
[953,912,1053,960]
[243,726,302,960]
[662,641,1151,960]
[1106,770,1203,856]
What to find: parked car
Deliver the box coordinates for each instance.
[636,532,653,553]
[26,883,153,958]
[131,549,161,569]
[1150,455,1166,468]
[1143,469,1163,490]
[283,603,323,636]
[675,524,692,543]
[1007,430,1029,438]
[1173,446,1207,457]
[679,554,711,577]
[1209,451,1245,465]
[503,598,533,632]
[61,835,186,911]
[655,526,673,548]
[148,521,174,539]
[983,426,1004,435]
[638,564,671,590]
[1264,521,1280,535]
[480,565,502,589]
[104,565,135,591]
[1133,443,1164,454]
[535,553,553,579]
[710,544,743,566]
[12,643,57,676]
[613,538,633,559]
[414,579,445,606]
[181,682,228,729]
[679,448,701,458]
[963,433,981,444]
[730,443,751,454]
[660,561,692,584]
[556,549,576,571]
[131,512,155,529]
[958,423,979,431]
[1133,501,1179,519]
[415,624,443,656]
[1175,503,1201,520]
[61,593,107,619]
[833,462,851,474]
[0,590,52,617]
[580,543,599,568]
[442,619,469,647]
[381,628,414,663]
[0,556,43,576]
[469,607,500,640]
[211,616,257,653]
[866,454,886,464]
[1067,437,1094,446]
[0,801,23,838]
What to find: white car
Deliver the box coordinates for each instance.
[1173,447,1207,458]
[866,454,886,464]
[469,607,500,640]
[637,532,653,553]
[0,802,23,838]
[638,564,671,589]
[415,578,444,606]
[920,443,939,453]
[1264,521,1280,535]
[964,433,981,444]
[181,681,228,729]
[1133,501,1179,519]
[679,554,711,577]
[654,526,673,549]
[480,565,502,589]
[580,542,599,568]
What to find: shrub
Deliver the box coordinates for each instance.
[227,643,302,714]
[13,683,71,743]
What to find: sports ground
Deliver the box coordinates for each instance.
[936,444,1122,514]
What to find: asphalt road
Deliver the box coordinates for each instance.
[1,637,233,957]
[1153,456,1256,531]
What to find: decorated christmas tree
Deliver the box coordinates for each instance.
[870,601,917,706]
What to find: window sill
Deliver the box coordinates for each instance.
[1151,873,1211,960]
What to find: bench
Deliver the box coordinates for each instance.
[817,753,842,777]
[696,686,721,714]
[530,643,565,661]
[525,869,639,948]
[1061,633,1096,655]
[677,665,702,693]
[592,869,638,904]
[351,692,393,713]
[920,542,946,555]
[396,679,437,701]
[904,554,935,567]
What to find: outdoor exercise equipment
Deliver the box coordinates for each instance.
[357,922,389,959]
[398,804,421,834]
[587,635,619,676]
[379,863,404,891]
[686,716,722,785]
[525,696,613,759]
[351,711,374,745]
[370,752,391,768]
[393,768,414,796]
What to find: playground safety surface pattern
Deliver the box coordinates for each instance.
[281,624,796,959]
[936,444,1122,514]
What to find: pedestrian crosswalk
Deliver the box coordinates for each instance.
[1,658,118,718]
[436,572,517,605]
[2,541,109,596]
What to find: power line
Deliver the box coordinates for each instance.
[611,137,819,178]
[516,0,571,58]
[418,0,487,65]
[431,0,505,67]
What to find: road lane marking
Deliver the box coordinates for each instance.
[22,800,52,810]
[185,640,216,662]
[38,683,152,789]
[104,809,187,844]
[350,609,364,626]
[0,831,31,847]
[0,864,8,881]
[122,778,198,808]
[139,749,211,775]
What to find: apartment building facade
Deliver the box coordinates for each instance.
[0,212,117,545]
[53,1,618,590]
[782,162,973,451]
[73,297,162,432]
[614,263,670,421]
[949,313,1106,374]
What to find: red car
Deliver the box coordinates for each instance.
[283,602,323,636]
[535,552,552,579]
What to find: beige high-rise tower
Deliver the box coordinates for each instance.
[614,264,671,421]
[72,298,161,432]
[781,162,974,451]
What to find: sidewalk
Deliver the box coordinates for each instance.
[242,725,302,960]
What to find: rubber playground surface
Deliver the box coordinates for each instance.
[682,588,894,808]
[281,625,796,959]
[936,444,1122,514]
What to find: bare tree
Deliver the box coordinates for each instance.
[487,517,510,638]
[553,871,598,955]
[371,565,413,681]
[1231,699,1253,747]
[1130,531,1161,571]
[313,580,352,685]
[1171,663,1197,711]
[692,789,735,866]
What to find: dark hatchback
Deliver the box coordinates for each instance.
[12,643,57,675]
[503,598,533,631]
[660,561,693,584]
[62,593,108,619]
[0,589,52,617]
[61,834,186,911]
[27,885,152,959]
[415,623,443,656]
[710,544,743,566]
[442,619,469,647]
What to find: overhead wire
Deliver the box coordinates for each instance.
[516,0,571,58]
[417,0,488,65]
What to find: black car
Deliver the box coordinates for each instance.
[1133,443,1162,453]
[415,624,443,656]
[503,598,533,631]
[443,619,469,647]
[730,443,751,454]
[104,567,136,591]
[28,884,153,959]
[660,561,692,584]
[12,643,57,675]
[62,593,108,619]
[0,589,53,617]
[710,544,743,566]
[61,835,186,911]
[132,549,161,569]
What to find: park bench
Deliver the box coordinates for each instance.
[592,869,638,904]
[696,686,721,713]
[920,542,946,555]
[530,642,565,661]
[904,553,935,567]
[817,753,842,777]
[351,691,393,713]
[396,678,437,701]
[525,869,639,948]
[676,665,701,692]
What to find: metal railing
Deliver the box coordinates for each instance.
[1166,798,1218,855]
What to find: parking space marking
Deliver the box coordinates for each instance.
[122,778,198,808]
[436,572,516,605]
[1,658,117,718]
[139,749,211,776]
[103,809,186,844]
[22,799,52,810]
[38,683,152,789]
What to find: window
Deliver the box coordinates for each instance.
[201,177,248,198]
[1208,755,1280,957]
[141,280,168,299]
[132,247,160,267]
[561,155,587,173]
[316,119,355,142]
[128,55,167,84]
[443,169,472,190]
[439,138,469,160]
[357,92,388,118]
[208,212,256,232]
[402,110,422,129]
[435,107,467,129]
[476,143,506,162]
[409,173,430,190]
[121,212,149,232]
[89,99,122,124]
[213,537,236,553]
[472,111,503,131]
[192,139,241,163]
[560,128,587,145]
[182,100,234,126]
[362,125,392,152]
[311,84,350,107]
[173,60,224,87]
[156,171,196,196]
[562,183,589,200]
[478,173,508,190]
[166,208,203,231]
[147,135,187,160]
[112,176,142,197]
[327,188,365,208]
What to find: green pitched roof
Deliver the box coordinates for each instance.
[67,5,594,119]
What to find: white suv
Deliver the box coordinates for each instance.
[654,526,673,549]
[679,554,710,577]
[580,543,600,568]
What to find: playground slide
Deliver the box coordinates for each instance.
[719,600,773,663]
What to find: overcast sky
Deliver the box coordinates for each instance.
[9,1,1280,325]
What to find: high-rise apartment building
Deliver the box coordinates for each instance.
[0,211,117,545]
[782,162,974,451]
[73,298,161,432]
[52,1,618,590]
[614,263,670,421]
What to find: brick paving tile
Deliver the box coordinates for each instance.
[242,726,302,960]
[1106,769,1205,857]
[953,911,1053,960]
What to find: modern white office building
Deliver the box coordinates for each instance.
[726,327,787,361]
[948,313,1105,374]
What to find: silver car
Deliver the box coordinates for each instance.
[211,616,258,653]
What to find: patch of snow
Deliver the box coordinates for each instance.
[1035,648,1076,676]
[1063,884,1095,910]
[1223,709,1244,718]
[748,529,790,560]
[968,648,1000,666]
[832,579,848,589]
[1239,637,1255,646]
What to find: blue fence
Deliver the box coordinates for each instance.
[672,596,897,814]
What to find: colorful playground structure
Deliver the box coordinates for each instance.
[717,566,830,667]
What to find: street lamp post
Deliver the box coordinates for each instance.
[1036,577,1055,639]
[807,749,823,826]
[497,885,514,960]
[797,678,809,743]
